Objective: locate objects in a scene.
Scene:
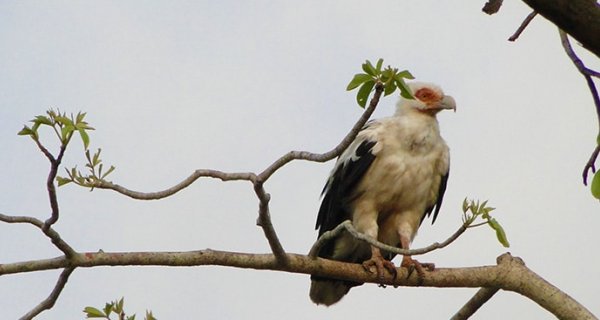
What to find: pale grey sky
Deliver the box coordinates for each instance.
[1,1,599,319]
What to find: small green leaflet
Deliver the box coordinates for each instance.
[591,171,600,199]
[356,80,375,108]
[346,73,373,91]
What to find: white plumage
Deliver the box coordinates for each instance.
[310,82,455,306]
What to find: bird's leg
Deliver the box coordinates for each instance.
[399,235,434,285]
[362,246,397,283]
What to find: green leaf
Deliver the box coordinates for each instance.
[146,310,156,320]
[93,149,102,166]
[346,73,373,91]
[34,115,53,126]
[78,127,90,149]
[395,78,414,99]
[76,112,87,124]
[362,60,377,76]
[83,306,106,318]
[55,115,74,127]
[17,126,34,136]
[101,165,116,179]
[56,176,72,187]
[356,80,375,108]
[61,124,75,142]
[591,171,600,199]
[383,81,397,97]
[103,302,114,316]
[115,297,124,313]
[396,70,415,80]
[462,198,469,213]
[488,218,510,248]
[375,58,383,73]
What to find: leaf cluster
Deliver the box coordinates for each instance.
[84,297,156,320]
[346,58,415,108]
[57,148,115,189]
[462,198,510,248]
[18,109,94,149]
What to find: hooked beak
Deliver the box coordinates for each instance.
[437,95,456,112]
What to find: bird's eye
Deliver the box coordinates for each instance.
[415,88,437,102]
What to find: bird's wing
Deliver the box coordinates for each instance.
[422,164,450,225]
[315,121,380,237]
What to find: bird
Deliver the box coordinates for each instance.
[309,81,455,306]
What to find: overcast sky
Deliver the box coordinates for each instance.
[1,1,599,319]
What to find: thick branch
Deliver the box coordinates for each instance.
[521,0,600,58]
[451,287,500,320]
[0,251,595,319]
[20,267,75,320]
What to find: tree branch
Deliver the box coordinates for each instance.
[94,170,257,200]
[450,287,500,320]
[559,30,600,185]
[308,220,467,258]
[521,0,600,58]
[259,84,384,181]
[0,251,595,319]
[254,182,288,265]
[0,213,76,257]
[20,267,75,320]
[508,11,538,42]
[43,144,67,229]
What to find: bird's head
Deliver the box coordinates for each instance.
[395,82,456,116]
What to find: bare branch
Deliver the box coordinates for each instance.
[559,30,600,185]
[309,220,467,258]
[0,251,595,319]
[258,83,385,181]
[44,144,67,229]
[254,182,288,265]
[20,267,75,320]
[93,170,257,200]
[583,145,600,185]
[450,287,500,320]
[521,0,600,58]
[508,11,538,42]
[0,213,76,257]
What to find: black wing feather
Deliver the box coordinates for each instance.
[421,168,450,225]
[315,139,377,237]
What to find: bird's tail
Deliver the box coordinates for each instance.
[309,276,359,306]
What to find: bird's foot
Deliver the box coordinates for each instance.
[362,255,397,285]
[401,256,434,286]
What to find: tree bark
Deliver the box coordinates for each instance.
[521,0,600,58]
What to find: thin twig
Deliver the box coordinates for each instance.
[19,267,75,320]
[308,220,467,258]
[43,144,67,229]
[583,145,600,185]
[0,213,76,257]
[508,11,537,42]
[94,170,257,200]
[450,287,500,320]
[559,30,600,185]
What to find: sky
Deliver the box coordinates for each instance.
[1,1,599,319]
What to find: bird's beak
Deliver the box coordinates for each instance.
[438,95,456,112]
